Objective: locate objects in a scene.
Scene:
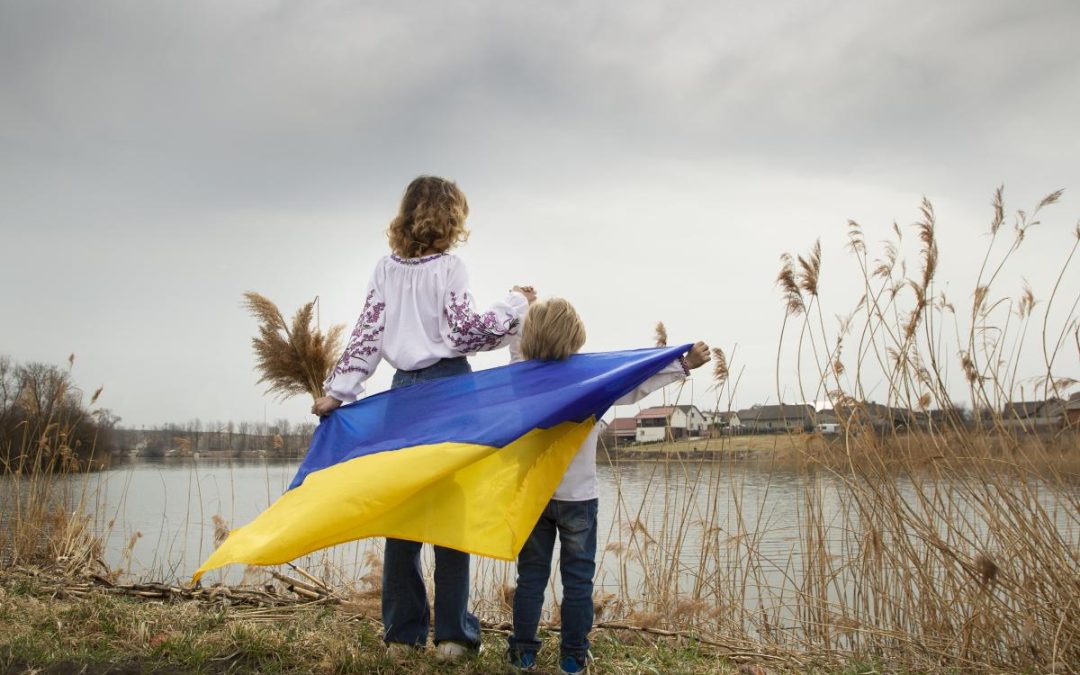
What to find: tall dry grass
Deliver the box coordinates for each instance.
[575,188,1079,672]
[0,356,108,575]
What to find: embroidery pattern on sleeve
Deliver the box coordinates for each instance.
[331,290,386,378]
[444,291,521,353]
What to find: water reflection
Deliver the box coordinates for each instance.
[3,455,1076,628]
[41,457,833,586]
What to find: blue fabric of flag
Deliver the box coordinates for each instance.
[290,344,690,490]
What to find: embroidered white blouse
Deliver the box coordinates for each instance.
[324,253,529,403]
[509,338,689,501]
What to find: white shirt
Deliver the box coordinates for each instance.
[510,338,688,501]
[325,253,529,403]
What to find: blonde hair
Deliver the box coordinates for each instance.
[519,298,587,361]
[386,176,470,258]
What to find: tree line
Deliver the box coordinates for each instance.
[2,355,319,468]
[0,355,120,470]
[114,418,317,458]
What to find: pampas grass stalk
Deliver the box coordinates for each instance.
[242,292,345,402]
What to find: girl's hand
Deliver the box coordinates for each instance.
[311,396,342,417]
[512,285,538,304]
[685,342,711,370]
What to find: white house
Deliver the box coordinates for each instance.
[634,405,708,443]
[703,410,742,433]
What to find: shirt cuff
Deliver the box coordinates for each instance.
[324,378,360,404]
[506,291,529,317]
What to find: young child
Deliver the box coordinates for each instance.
[506,298,710,673]
[312,175,536,660]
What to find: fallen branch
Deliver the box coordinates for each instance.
[270,570,337,601]
[7,565,337,609]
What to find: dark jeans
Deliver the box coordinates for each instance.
[382,357,480,647]
[508,498,599,661]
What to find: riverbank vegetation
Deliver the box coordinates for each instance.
[0,355,118,470]
[0,355,116,574]
[1,568,779,674]
[588,189,1078,672]
[2,189,1078,673]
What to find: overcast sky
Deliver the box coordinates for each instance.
[2,0,1078,428]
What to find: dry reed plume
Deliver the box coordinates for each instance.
[242,292,345,402]
[654,321,668,348]
[753,187,1080,671]
[711,346,729,389]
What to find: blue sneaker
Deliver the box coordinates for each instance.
[559,651,591,674]
[508,649,537,671]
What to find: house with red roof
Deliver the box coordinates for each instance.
[634,405,707,443]
[608,417,638,443]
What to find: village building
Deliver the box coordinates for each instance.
[607,417,638,445]
[634,405,707,443]
[703,410,742,435]
[815,409,840,434]
[736,404,815,433]
[1001,398,1067,430]
[1065,394,1080,428]
[827,401,915,431]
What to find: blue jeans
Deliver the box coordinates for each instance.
[382,357,480,647]
[509,498,599,662]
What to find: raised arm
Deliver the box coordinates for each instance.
[322,281,386,405]
[614,342,710,405]
[441,260,529,355]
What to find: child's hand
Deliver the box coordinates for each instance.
[512,285,538,304]
[311,396,342,417]
[685,342,711,370]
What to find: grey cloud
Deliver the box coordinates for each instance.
[1,0,1078,425]
[4,1,1076,208]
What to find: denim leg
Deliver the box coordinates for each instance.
[432,545,480,646]
[382,357,472,646]
[382,537,429,645]
[508,501,558,657]
[391,370,418,389]
[556,499,598,660]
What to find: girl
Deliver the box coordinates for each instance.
[313,175,535,660]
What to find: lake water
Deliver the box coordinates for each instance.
[5,455,1078,630]
[44,457,820,586]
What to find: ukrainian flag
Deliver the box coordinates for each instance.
[193,345,690,582]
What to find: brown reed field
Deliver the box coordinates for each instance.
[0,356,112,574]
[2,189,1078,673]
[572,188,1079,673]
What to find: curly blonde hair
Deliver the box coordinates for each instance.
[519,298,587,361]
[386,176,470,258]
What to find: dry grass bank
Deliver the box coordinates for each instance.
[606,434,811,458]
[0,570,768,675]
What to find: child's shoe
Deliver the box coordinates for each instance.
[507,649,537,672]
[435,640,482,662]
[559,651,592,674]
